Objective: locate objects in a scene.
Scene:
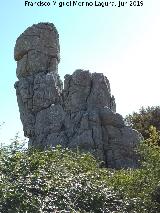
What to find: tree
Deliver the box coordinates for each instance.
[125,106,160,145]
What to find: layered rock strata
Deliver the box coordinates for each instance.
[14,23,141,169]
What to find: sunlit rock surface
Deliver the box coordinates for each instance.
[14,23,141,169]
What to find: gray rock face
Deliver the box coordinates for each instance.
[15,22,141,169]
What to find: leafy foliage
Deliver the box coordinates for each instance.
[108,142,160,212]
[125,106,160,145]
[0,139,160,212]
[0,141,129,213]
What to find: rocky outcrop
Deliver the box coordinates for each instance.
[14,23,141,169]
[14,23,62,139]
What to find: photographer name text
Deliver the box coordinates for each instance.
[24,1,144,7]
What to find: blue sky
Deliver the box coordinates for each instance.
[0,0,160,144]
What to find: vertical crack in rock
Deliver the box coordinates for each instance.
[14,22,142,169]
[86,77,93,104]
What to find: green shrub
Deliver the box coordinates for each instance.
[1,134,160,212]
[125,106,160,145]
[107,142,160,212]
[0,142,129,213]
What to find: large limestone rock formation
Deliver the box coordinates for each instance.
[14,23,141,169]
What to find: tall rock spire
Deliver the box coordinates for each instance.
[14,23,141,169]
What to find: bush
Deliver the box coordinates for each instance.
[0,142,129,213]
[125,106,160,145]
[1,134,160,212]
[107,142,160,212]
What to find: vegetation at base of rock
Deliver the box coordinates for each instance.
[125,106,160,145]
[0,137,160,212]
[0,141,126,213]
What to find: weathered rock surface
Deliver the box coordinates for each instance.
[15,22,141,169]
